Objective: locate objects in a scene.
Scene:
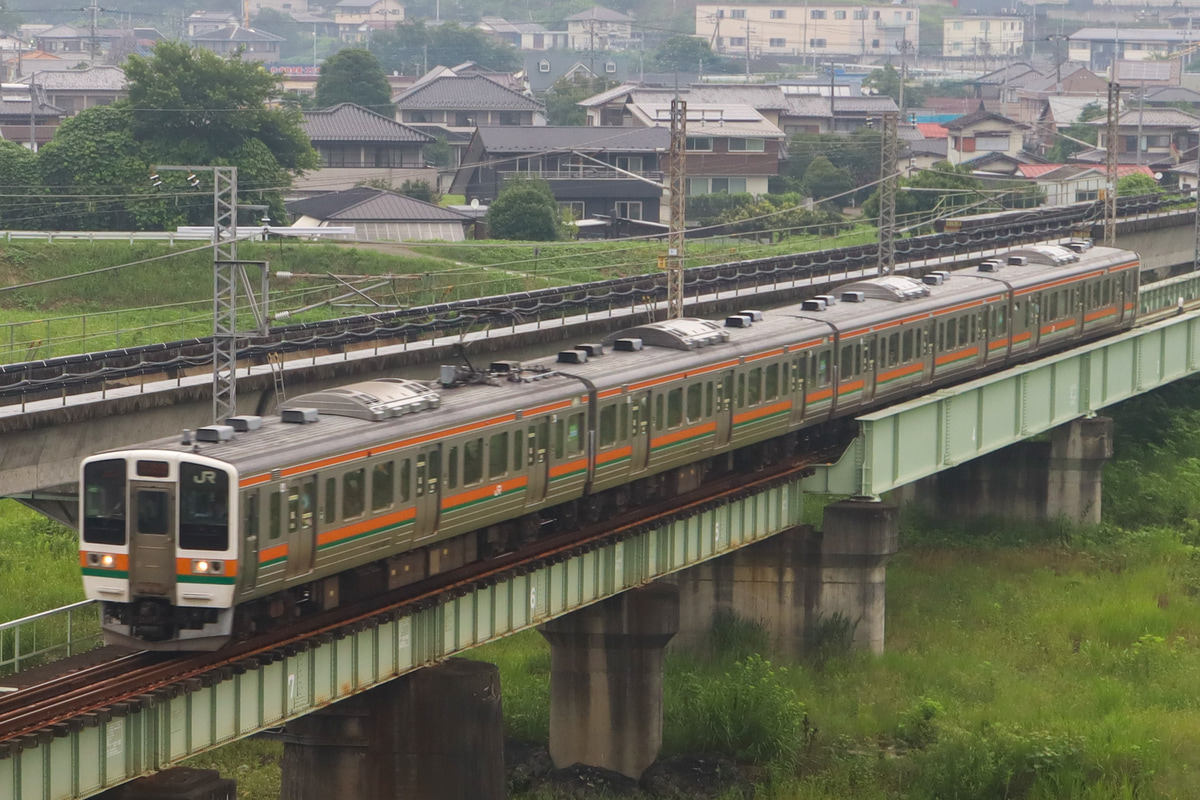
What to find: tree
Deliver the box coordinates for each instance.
[773,129,882,203]
[801,156,855,207]
[486,178,560,241]
[316,49,394,112]
[0,140,43,229]
[398,179,436,202]
[863,64,926,109]
[1117,173,1162,197]
[545,75,616,126]
[1045,102,1103,162]
[652,35,738,74]
[863,161,985,223]
[425,136,452,168]
[372,21,520,74]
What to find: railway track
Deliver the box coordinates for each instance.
[0,447,831,749]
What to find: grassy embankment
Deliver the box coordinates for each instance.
[6,378,1200,797]
[0,227,876,362]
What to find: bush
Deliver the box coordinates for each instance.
[485,177,561,241]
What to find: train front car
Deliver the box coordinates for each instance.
[80,451,239,650]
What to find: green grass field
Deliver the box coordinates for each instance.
[6,375,1200,797]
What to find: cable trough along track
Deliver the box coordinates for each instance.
[0,200,1144,405]
[0,448,830,752]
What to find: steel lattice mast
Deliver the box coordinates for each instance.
[877,111,899,276]
[1105,82,1120,248]
[667,98,687,319]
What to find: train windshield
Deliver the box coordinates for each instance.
[83,459,126,545]
[179,463,230,551]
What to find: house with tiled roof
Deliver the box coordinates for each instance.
[1079,107,1200,169]
[186,12,240,37]
[944,108,1030,167]
[296,103,437,196]
[394,74,546,131]
[333,0,404,42]
[287,187,472,242]
[13,66,125,115]
[189,26,285,64]
[565,6,636,51]
[1018,164,1157,206]
[0,82,63,149]
[476,18,568,51]
[450,126,669,223]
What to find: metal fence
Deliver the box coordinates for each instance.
[0,600,101,677]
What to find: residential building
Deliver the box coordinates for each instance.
[476,18,568,51]
[1113,59,1182,87]
[13,66,125,115]
[0,83,63,150]
[333,0,404,42]
[565,7,636,51]
[523,53,634,93]
[450,125,669,222]
[189,26,284,64]
[1145,86,1200,110]
[944,108,1030,167]
[1016,163,1156,206]
[287,187,473,242]
[694,3,919,61]
[1013,66,1107,129]
[1068,27,1200,72]
[580,83,789,128]
[1081,107,1200,169]
[942,15,1024,57]
[186,12,240,37]
[394,73,546,130]
[249,0,309,15]
[296,103,436,195]
[30,24,129,66]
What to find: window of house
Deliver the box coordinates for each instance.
[539,59,550,72]
[834,9,846,19]
[953,20,964,29]
[976,133,1010,150]
[614,201,642,219]
[498,111,520,125]
[730,8,746,18]
[728,138,765,152]
[1076,189,1099,202]
[770,8,785,18]
[854,9,867,19]
[686,136,713,151]
[906,11,913,20]
[769,37,786,47]
[809,38,826,48]
[455,112,476,126]
[605,60,617,73]
[810,9,825,18]
[615,156,643,172]
[872,38,880,48]
[710,177,748,194]
[558,200,585,220]
[729,36,746,46]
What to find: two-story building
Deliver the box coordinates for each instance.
[186,12,241,37]
[694,3,918,60]
[476,18,568,51]
[295,102,437,195]
[394,73,546,130]
[0,83,63,150]
[1018,164,1156,206]
[14,66,125,115]
[189,27,284,64]
[942,14,1024,57]
[333,0,404,43]
[1068,27,1200,73]
[944,108,1031,167]
[451,126,668,222]
[566,7,636,51]
[1078,107,1200,169]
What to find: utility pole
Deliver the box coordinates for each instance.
[878,111,899,275]
[589,18,595,75]
[667,98,687,319]
[27,72,38,151]
[86,1,100,64]
[1135,80,1145,166]
[745,21,751,78]
[1105,82,1120,248]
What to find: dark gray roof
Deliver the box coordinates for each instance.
[832,97,899,114]
[407,123,474,143]
[287,187,471,222]
[473,124,668,153]
[189,25,284,43]
[945,108,1022,130]
[303,104,434,143]
[395,74,543,112]
[0,84,61,119]
[1146,86,1200,104]
[15,66,124,91]
[1086,107,1200,128]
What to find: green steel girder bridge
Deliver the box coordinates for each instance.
[5,269,1200,799]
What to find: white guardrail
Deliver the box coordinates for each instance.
[0,600,101,677]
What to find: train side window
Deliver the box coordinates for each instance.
[619,403,629,441]
[840,346,853,378]
[372,462,395,511]
[244,492,259,541]
[323,478,336,525]
[599,405,617,447]
[567,413,584,455]
[343,469,366,519]
[287,488,300,534]
[269,491,281,540]
[945,318,957,349]
[959,316,969,346]
[668,388,684,427]
[736,373,746,407]
[448,447,460,490]
[705,382,714,416]
[489,433,509,478]
[865,340,876,369]
[765,364,779,400]
[816,351,831,387]
[554,419,566,458]
[969,314,977,343]
[463,437,484,485]
[1049,292,1058,320]
[937,322,945,351]
[686,383,702,421]
[747,367,762,405]
[902,330,913,362]
[1102,279,1111,305]
[888,333,900,365]
[655,394,665,430]
[400,460,412,503]
[513,432,524,471]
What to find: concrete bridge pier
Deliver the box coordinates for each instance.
[537,583,680,779]
[894,416,1114,525]
[279,658,505,800]
[673,502,899,658]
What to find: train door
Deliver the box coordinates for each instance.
[715,372,735,446]
[629,391,651,471]
[129,480,176,598]
[525,421,549,504]
[1116,269,1135,325]
[241,491,259,589]
[860,337,877,404]
[414,446,441,539]
[789,355,806,425]
[1028,294,1042,350]
[984,302,1009,365]
[285,476,317,578]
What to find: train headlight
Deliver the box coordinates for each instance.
[87,553,117,568]
[191,560,223,575]
[101,554,115,568]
